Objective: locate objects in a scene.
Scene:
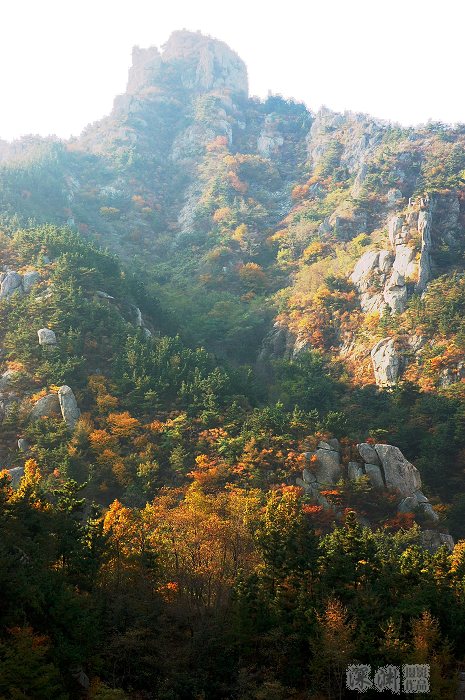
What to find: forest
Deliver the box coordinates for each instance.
[2,29,465,699]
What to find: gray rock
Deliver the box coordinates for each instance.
[387,188,403,205]
[29,393,61,421]
[58,385,80,429]
[257,115,284,158]
[0,271,22,298]
[348,462,364,480]
[317,440,333,451]
[371,337,400,387]
[419,530,454,553]
[303,468,318,485]
[419,502,439,523]
[383,269,407,313]
[357,442,381,465]
[398,496,418,513]
[296,476,319,497]
[0,369,18,391]
[378,249,394,273]
[17,438,29,452]
[7,466,24,488]
[350,250,379,286]
[365,463,385,488]
[414,490,428,503]
[70,667,90,691]
[327,438,341,452]
[37,328,57,346]
[22,270,40,293]
[375,444,422,497]
[388,216,404,246]
[393,244,416,277]
[314,448,342,485]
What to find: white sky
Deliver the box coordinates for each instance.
[1,0,464,141]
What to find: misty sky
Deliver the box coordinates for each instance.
[1,0,464,141]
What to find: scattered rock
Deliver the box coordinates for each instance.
[374,444,422,497]
[313,447,342,485]
[0,271,22,298]
[7,466,24,488]
[357,442,381,465]
[348,462,364,480]
[419,502,439,523]
[371,338,400,387]
[17,438,29,452]
[29,393,61,421]
[0,369,18,390]
[22,270,40,293]
[37,328,57,346]
[419,530,454,553]
[58,385,80,429]
[398,496,418,513]
[365,463,385,488]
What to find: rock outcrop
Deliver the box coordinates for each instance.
[0,269,41,299]
[37,328,57,346]
[370,338,400,387]
[297,438,441,526]
[374,444,421,496]
[257,114,284,159]
[0,271,22,298]
[6,466,24,488]
[162,30,248,95]
[419,530,454,553]
[29,393,61,421]
[22,270,41,293]
[58,385,80,429]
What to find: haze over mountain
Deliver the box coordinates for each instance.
[1,30,465,698]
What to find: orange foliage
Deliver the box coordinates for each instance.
[107,412,140,438]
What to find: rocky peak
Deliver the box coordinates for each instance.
[161,30,248,96]
[124,31,248,99]
[126,46,163,95]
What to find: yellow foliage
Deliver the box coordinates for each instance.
[106,411,140,438]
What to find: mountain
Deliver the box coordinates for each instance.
[1,30,465,698]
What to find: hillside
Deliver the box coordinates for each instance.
[1,30,465,699]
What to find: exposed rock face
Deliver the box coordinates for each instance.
[162,30,248,95]
[0,269,41,299]
[0,370,20,422]
[371,338,400,387]
[298,441,342,499]
[313,447,342,484]
[17,438,29,452]
[383,269,408,313]
[58,385,80,429]
[7,466,24,488]
[257,114,284,158]
[22,270,40,293]
[29,393,61,421]
[257,322,296,369]
[298,438,443,530]
[0,271,22,298]
[348,462,364,480]
[350,250,380,286]
[0,369,18,391]
[419,530,454,553]
[126,46,162,95]
[357,443,381,465]
[374,444,421,497]
[123,31,248,99]
[307,108,384,177]
[365,463,385,488]
[37,328,57,346]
